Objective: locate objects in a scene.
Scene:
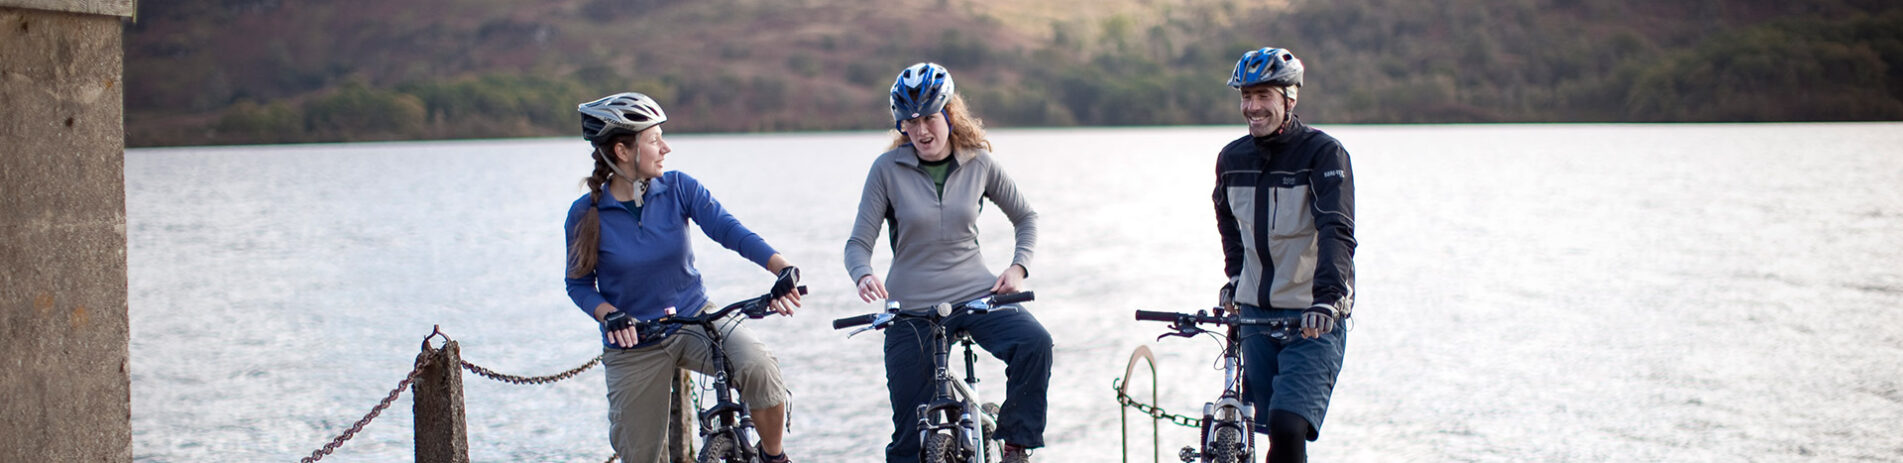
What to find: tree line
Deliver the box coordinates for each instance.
[127,0,1903,147]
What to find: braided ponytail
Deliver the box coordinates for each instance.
[566,146,616,278]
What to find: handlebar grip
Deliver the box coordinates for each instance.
[1134,310,1180,322]
[832,314,877,330]
[991,291,1035,305]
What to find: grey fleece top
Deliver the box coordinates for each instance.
[845,145,1037,307]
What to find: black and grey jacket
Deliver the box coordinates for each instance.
[1214,118,1357,316]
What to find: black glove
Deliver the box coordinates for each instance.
[1301,305,1338,337]
[1217,277,1238,310]
[602,310,636,332]
[770,266,801,299]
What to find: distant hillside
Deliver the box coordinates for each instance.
[124,0,1903,147]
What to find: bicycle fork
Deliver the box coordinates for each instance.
[917,329,999,462]
[698,335,757,462]
[1183,347,1256,463]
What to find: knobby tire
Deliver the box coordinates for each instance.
[923,432,959,463]
[1208,425,1243,463]
[697,432,734,463]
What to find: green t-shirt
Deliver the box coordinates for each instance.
[919,156,953,200]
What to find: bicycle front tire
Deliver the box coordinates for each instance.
[1207,425,1243,463]
[697,432,735,463]
[923,431,960,463]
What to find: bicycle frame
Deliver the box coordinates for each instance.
[1197,324,1254,463]
[835,291,1035,463]
[1135,309,1301,463]
[916,324,1000,462]
[648,286,805,463]
[691,318,757,461]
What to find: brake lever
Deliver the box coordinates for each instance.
[750,285,809,318]
[1156,326,1204,341]
[847,312,897,338]
[742,300,771,319]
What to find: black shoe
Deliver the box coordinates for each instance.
[755,443,791,463]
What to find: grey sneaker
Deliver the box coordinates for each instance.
[1002,444,1033,463]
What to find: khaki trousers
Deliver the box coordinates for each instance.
[603,308,788,463]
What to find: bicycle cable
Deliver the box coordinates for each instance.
[1204,331,1229,372]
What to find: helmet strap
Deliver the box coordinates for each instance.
[1275,91,1296,136]
[600,144,647,207]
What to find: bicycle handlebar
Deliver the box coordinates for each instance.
[1134,310,1180,323]
[1133,308,1302,328]
[832,313,878,330]
[661,286,808,325]
[990,291,1035,305]
[832,291,1037,331]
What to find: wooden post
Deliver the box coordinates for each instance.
[414,340,470,463]
[669,369,697,461]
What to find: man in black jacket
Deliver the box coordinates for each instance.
[1212,46,1357,463]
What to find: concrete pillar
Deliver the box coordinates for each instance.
[413,340,470,463]
[0,1,136,462]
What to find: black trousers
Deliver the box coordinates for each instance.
[881,308,1052,463]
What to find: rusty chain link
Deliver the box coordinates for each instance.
[460,354,603,385]
[298,327,615,462]
[456,348,612,461]
[300,351,434,463]
[1113,377,1203,429]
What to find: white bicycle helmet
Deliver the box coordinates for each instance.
[579,92,668,144]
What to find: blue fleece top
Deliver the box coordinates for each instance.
[565,171,778,348]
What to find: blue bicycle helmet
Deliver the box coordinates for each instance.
[579,92,667,144]
[889,63,956,122]
[1228,47,1304,89]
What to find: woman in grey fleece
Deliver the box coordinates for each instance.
[844,62,1052,463]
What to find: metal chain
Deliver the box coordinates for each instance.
[461,355,603,385]
[1112,378,1203,428]
[300,353,434,463]
[298,325,611,462]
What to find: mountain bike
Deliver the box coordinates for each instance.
[1134,308,1302,463]
[642,285,807,463]
[833,291,1037,463]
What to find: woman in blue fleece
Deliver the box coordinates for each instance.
[566,92,802,463]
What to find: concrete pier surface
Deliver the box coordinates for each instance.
[2,1,136,461]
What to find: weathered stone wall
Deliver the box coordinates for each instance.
[0,3,132,462]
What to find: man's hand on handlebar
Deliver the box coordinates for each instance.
[1301,306,1338,339]
[1217,277,1238,315]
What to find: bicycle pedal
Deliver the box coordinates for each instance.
[1178,446,1200,462]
